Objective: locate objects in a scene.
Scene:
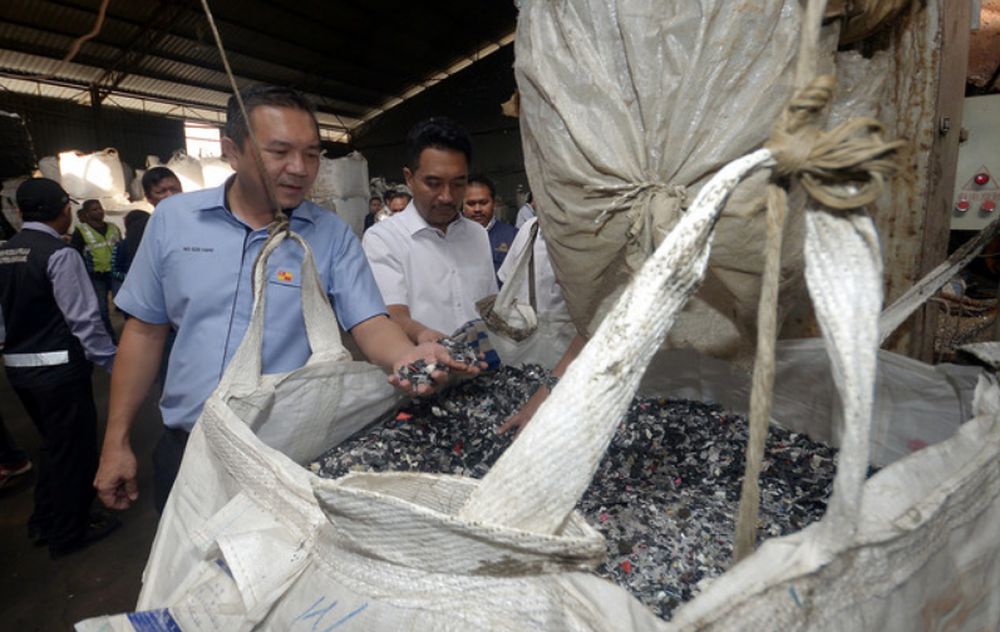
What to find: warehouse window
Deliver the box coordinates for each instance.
[184,122,222,158]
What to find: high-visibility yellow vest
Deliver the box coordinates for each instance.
[76,222,121,273]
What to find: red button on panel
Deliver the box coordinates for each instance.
[974,173,990,186]
[982,199,996,213]
[955,198,970,212]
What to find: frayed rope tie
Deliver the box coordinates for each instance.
[765,75,906,210]
[588,182,687,227]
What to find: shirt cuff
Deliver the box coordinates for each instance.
[113,294,170,325]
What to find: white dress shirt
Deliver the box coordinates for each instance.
[515,203,536,228]
[496,218,567,316]
[362,202,498,335]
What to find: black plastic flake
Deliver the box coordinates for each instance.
[312,365,839,620]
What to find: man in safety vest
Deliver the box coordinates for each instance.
[0,178,118,558]
[70,199,121,339]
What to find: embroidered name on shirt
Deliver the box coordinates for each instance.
[0,248,30,264]
[182,246,215,253]
[276,270,294,282]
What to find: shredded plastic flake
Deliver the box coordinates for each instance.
[313,365,840,619]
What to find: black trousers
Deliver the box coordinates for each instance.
[12,376,98,549]
[0,409,28,464]
[153,426,189,514]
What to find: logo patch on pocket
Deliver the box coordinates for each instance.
[276,270,294,282]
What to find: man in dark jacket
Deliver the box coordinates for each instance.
[463,174,516,276]
[0,178,118,558]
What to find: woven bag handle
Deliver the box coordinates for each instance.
[218,229,349,395]
[458,149,776,533]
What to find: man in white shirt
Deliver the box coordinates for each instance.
[515,191,535,228]
[363,117,497,343]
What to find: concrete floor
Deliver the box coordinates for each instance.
[1,315,163,629]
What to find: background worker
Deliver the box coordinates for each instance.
[384,187,412,215]
[0,178,118,557]
[70,200,120,340]
[141,166,183,208]
[463,173,516,276]
[363,195,384,232]
[515,191,535,228]
[110,210,151,297]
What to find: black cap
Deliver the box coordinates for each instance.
[16,178,70,221]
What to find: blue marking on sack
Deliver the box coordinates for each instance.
[788,585,803,608]
[215,557,233,578]
[329,603,368,629]
[126,609,183,631]
[293,596,369,631]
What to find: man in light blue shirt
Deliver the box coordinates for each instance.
[94,85,476,512]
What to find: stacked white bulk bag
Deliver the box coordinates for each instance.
[58,149,134,233]
[1,177,25,233]
[37,156,60,182]
[58,149,130,204]
[138,149,233,198]
[165,150,205,192]
[127,170,146,203]
[310,152,370,237]
[200,156,234,188]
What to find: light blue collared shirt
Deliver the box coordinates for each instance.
[115,181,387,431]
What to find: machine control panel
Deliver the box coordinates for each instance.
[952,94,1000,230]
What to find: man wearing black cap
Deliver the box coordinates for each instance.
[0,178,118,558]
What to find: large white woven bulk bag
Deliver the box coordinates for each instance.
[58,149,128,201]
[37,155,60,182]
[76,0,1000,628]
[165,150,205,192]
[311,152,370,237]
[330,196,369,238]
[128,169,146,202]
[1,177,25,233]
[200,156,234,188]
[77,140,1000,632]
[515,0,840,363]
[312,151,369,201]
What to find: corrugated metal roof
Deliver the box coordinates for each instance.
[0,0,518,141]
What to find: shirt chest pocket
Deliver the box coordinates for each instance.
[268,267,302,288]
[264,269,305,326]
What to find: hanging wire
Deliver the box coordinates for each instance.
[198,0,287,232]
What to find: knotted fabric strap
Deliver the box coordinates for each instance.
[765,75,905,209]
[734,70,904,560]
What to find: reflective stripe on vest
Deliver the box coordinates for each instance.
[77,223,120,272]
[4,350,70,367]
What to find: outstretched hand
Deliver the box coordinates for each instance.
[388,340,486,397]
